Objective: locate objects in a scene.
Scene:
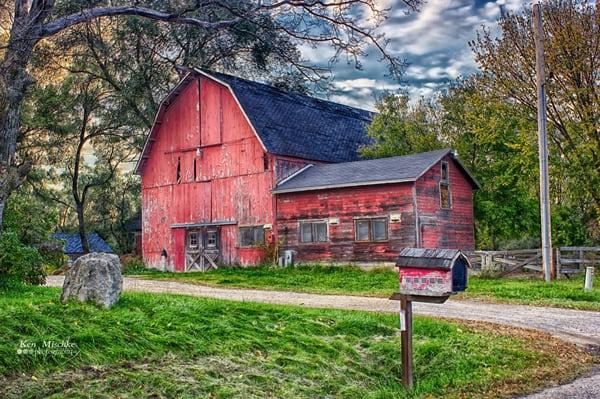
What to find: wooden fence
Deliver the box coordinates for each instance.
[466,247,600,278]
[556,247,600,277]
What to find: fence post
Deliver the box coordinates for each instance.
[584,267,594,292]
[551,247,557,280]
[555,247,561,279]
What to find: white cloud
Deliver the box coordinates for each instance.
[300,0,528,108]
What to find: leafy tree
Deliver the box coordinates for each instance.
[87,173,141,254]
[3,187,58,246]
[360,94,443,159]
[440,77,540,249]
[0,0,421,233]
[0,185,61,286]
[0,231,45,285]
[470,0,600,240]
[363,75,596,249]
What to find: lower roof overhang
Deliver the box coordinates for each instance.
[171,220,237,229]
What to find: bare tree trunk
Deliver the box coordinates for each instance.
[0,200,4,235]
[76,203,90,253]
[72,123,89,253]
[0,8,39,234]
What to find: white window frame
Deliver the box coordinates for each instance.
[188,231,199,248]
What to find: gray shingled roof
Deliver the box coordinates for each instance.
[197,69,373,163]
[52,233,113,254]
[396,248,471,270]
[273,149,477,193]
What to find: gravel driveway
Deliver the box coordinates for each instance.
[45,275,600,397]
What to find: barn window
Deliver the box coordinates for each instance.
[441,161,449,182]
[193,158,197,181]
[239,226,265,247]
[440,183,451,209]
[176,157,181,184]
[188,232,198,248]
[299,221,328,243]
[355,218,388,242]
[440,161,451,209]
[206,230,218,248]
[263,153,269,171]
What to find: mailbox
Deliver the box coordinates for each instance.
[396,248,469,301]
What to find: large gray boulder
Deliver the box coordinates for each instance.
[61,252,122,308]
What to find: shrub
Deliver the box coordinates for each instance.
[0,231,46,285]
[121,255,148,274]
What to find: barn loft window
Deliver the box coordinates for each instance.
[239,226,265,247]
[263,153,269,171]
[441,161,449,182]
[300,221,328,243]
[355,218,388,242]
[176,157,181,184]
[440,161,451,209]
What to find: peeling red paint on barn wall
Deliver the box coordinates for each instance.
[276,183,417,262]
[141,77,274,270]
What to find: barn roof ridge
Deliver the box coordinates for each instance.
[195,68,374,118]
[272,148,479,193]
[195,68,374,163]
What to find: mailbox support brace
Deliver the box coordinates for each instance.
[400,295,414,389]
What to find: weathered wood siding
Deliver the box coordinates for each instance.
[415,155,475,250]
[276,183,417,262]
[141,77,274,270]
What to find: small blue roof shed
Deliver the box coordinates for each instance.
[52,233,113,260]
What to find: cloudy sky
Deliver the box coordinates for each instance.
[313,0,525,110]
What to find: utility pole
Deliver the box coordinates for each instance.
[532,2,553,282]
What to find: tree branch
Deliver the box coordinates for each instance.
[40,5,243,37]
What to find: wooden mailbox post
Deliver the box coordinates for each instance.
[390,248,470,389]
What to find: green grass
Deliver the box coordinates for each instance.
[0,284,592,398]
[457,276,600,310]
[128,265,400,296]
[131,265,600,311]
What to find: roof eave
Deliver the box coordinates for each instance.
[272,177,416,194]
[451,156,481,189]
[413,148,480,189]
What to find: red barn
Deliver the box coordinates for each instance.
[135,69,479,271]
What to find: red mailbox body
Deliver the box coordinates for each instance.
[396,248,470,299]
